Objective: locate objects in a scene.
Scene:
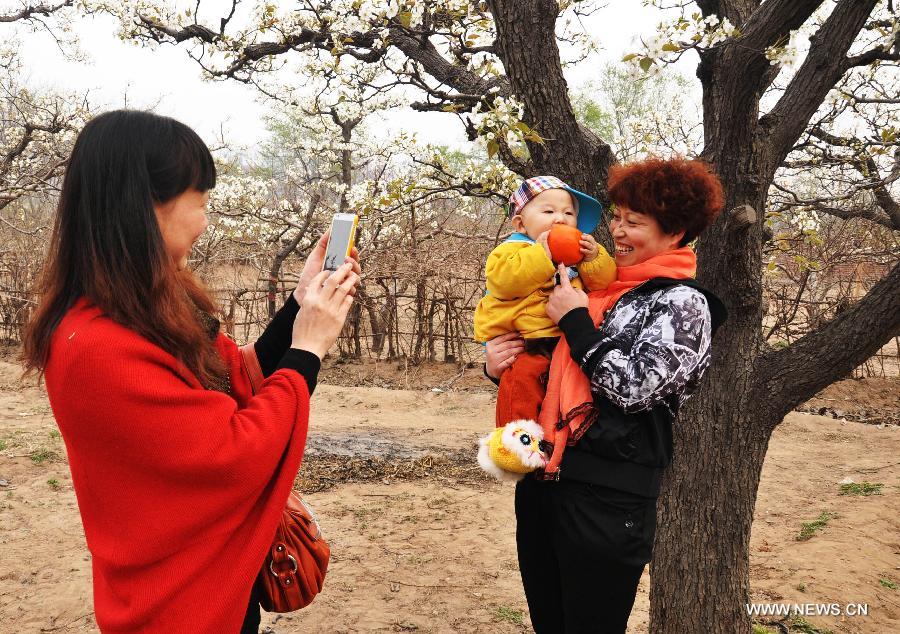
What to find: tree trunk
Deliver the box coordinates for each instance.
[650,186,771,633]
[647,11,791,624]
[266,237,299,320]
[338,120,354,214]
[411,280,427,363]
[650,2,889,630]
[266,193,319,318]
[486,0,615,199]
[425,296,437,362]
[350,298,362,358]
[650,248,774,630]
[652,390,773,631]
[359,284,386,355]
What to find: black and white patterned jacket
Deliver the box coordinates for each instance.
[556,278,727,497]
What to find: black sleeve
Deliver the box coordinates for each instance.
[277,348,321,396]
[558,307,616,378]
[254,294,300,378]
[483,363,501,387]
[583,287,713,413]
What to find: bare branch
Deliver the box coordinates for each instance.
[755,259,900,424]
[0,0,72,23]
[803,127,900,228]
[846,48,900,68]
[812,204,897,228]
[758,0,880,173]
[772,178,898,228]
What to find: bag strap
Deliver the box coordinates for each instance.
[239,343,265,395]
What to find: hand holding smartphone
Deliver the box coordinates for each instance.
[323,213,359,272]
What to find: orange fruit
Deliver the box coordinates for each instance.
[547,224,584,266]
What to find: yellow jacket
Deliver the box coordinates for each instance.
[473,236,617,342]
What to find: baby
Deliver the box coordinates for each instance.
[474,176,616,427]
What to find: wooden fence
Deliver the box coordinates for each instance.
[2,256,898,377]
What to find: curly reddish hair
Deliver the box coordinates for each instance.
[608,157,725,245]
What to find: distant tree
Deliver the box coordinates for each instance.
[0,1,88,340]
[573,63,703,162]
[0,0,89,230]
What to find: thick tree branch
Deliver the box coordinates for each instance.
[772,179,899,228]
[125,2,613,191]
[696,0,760,25]
[755,259,900,424]
[0,0,71,23]
[132,11,506,116]
[848,13,900,67]
[738,0,823,51]
[757,0,880,172]
[135,14,381,77]
[813,203,897,228]
[267,192,318,319]
[805,128,900,228]
[1,120,63,168]
[695,2,824,174]
[389,30,509,100]
[485,0,614,192]
[845,47,900,68]
[136,14,218,43]
[134,7,506,103]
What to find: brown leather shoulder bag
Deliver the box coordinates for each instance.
[239,343,330,612]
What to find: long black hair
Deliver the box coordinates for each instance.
[23,109,226,386]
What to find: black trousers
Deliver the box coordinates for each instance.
[515,477,657,634]
[240,581,262,634]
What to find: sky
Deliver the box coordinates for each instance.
[16,1,694,152]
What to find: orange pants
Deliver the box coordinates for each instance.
[495,352,551,428]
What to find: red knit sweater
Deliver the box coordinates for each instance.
[44,298,310,633]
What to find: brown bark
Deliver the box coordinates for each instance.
[652,387,770,631]
[758,0,881,174]
[486,0,615,198]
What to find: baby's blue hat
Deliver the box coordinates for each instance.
[507,175,603,234]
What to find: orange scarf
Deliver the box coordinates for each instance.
[538,247,698,476]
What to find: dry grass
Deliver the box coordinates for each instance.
[297,452,491,493]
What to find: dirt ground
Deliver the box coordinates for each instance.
[1,359,899,633]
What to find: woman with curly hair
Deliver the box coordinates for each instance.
[485,157,728,633]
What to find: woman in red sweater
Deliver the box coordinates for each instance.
[22,110,359,633]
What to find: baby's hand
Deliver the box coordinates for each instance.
[580,233,600,262]
[536,230,552,260]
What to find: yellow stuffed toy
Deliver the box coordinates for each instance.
[477,419,548,482]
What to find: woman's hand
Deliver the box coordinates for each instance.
[485,331,525,380]
[547,263,589,324]
[291,262,360,359]
[293,231,361,304]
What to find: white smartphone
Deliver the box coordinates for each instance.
[323,213,359,271]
